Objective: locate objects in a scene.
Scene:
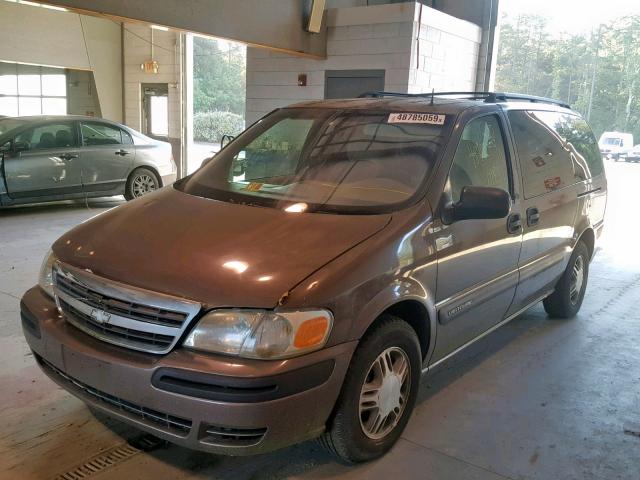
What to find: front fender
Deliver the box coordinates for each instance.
[348,276,437,366]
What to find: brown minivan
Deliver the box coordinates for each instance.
[21,92,607,463]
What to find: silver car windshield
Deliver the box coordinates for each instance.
[176,108,453,214]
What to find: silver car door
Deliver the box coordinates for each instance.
[79,121,134,193]
[3,121,82,198]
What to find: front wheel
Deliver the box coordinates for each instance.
[125,168,160,200]
[543,241,589,318]
[321,316,421,463]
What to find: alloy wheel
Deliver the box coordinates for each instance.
[359,347,411,440]
[132,174,157,198]
[569,255,585,305]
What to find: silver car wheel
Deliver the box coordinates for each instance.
[569,255,585,305]
[359,346,411,440]
[132,174,157,198]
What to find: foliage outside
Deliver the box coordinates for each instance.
[193,111,245,143]
[193,36,246,143]
[496,14,640,142]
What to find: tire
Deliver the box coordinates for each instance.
[321,315,421,463]
[124,168,160,201]
[543,241,589,319]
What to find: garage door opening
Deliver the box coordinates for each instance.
[496,0,640,268]
[0,61,101,118]
[187,34,246,174]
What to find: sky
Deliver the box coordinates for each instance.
[501,0,639,34]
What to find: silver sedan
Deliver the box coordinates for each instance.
[0,115,177,206]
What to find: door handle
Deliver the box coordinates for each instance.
[577,187,602,198]
[507,213,522,234]
[60,153,78,161]
[115,149,130,156]
[527,207,540,226]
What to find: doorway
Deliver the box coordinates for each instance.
[141,83,169,140]
[324,69,386,99]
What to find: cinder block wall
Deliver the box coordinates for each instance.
[408,5,481,93]
[245,2,481,124]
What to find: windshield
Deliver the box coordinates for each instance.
[602,137,621,146]
[176,108,453,214]
[0,118,27,136]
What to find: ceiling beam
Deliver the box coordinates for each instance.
[37,0,327,58]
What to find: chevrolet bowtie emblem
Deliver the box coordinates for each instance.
[90,308,112,325]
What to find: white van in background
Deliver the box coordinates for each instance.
[599,131,633,160]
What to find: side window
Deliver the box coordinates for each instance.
[121,129,134,145]
[14,123,76,151]
[81,122,123,146]
[508,110,577,198]
[447,115,510,202]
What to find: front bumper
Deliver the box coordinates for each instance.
[21,287,356,455]
[161,172,177,186]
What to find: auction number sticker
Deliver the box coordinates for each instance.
[388,112,446,125]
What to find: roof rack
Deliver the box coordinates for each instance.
[358,91,571,109]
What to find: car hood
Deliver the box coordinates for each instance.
[53,187,391,308]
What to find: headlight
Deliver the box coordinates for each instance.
[183,309,333,359]
[38,249,57,298]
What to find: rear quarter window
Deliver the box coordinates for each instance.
[81,122,123,146]
[121,129,134,145]
[508,110,584,198]
[554,115,603,178]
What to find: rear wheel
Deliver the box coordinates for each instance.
[543,241,589,318]
[321,316,421,463]
[125,168,160,200]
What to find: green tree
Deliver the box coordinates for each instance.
[193,36,246,118]
[496,13,640,143]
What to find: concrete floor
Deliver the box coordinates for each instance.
[1,162,639,480]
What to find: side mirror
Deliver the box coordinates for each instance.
[232,158,246,176]
[443,186,511,224]
[220,134,235,149]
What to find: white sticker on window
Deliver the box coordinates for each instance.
[388,113,446,125]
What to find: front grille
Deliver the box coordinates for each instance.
[38,356,192,436]
[52,263,200,354]
[56,273,188,328]
[59,299,174,350]
[200,424,267,447]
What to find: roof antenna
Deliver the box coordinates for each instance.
[430,88,435,106]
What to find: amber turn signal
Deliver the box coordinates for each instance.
[294,316,330,348]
